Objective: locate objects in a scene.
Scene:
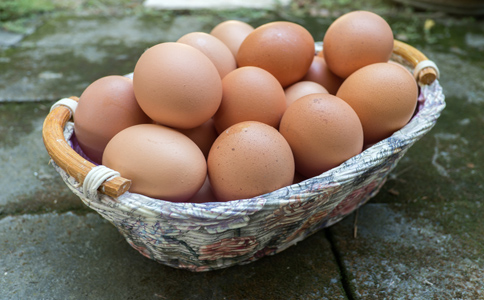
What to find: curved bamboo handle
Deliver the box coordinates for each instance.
[42,96,131,198]
[393,40,438,85]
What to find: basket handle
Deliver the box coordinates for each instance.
[393,40,439,85]
[42,96,131,198]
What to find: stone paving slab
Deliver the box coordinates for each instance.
[1,5,484,299]
[0,212,347,300]
[0,15,222,102]
[0,102,83,216]
[0,30,24,47]
[329,204,483,299]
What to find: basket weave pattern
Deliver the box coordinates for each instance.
[51,81,445,271]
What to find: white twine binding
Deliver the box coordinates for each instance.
[50,98,78,117]
[83,165,120,199]
[413,60,440,81]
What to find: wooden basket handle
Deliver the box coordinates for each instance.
[42,96,131,198]
[42,40,438,199]
[393,40,439,85]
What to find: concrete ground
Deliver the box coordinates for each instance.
[1,1,483,299]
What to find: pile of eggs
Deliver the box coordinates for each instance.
[73,11,418,203]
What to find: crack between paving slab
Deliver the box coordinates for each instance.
[0,205,92,221]
[325,228,355,300]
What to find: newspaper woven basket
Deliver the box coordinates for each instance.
[42,40,445,272]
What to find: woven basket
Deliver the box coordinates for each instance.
[42,40,445,272]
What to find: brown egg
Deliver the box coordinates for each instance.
[388,60,413,75]
[279,93,363,178]
[284,81,328,108]
[210,20,254,57]
[237,21,315,87]
[74,75,152,164]
[208,121,295,202]
[177,32,237,79]
[213,66,286,133]
[323,11,394,78]
[102,124,207,202]
[186,176,217,203]
[133,42,222,129]
[336,62,418,145]
[302,55,344,95]
[293,171,308,184]
[177,119,218,159]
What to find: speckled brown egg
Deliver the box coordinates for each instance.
[177,118,219,159]
[336,62,418,145]
[133,42,222,129]
[302,55,344,95]
[284,81,328,108]
[213,66,286,133]
[293,171,308,184]
[210,20,254,58]
[323,11,394,78]
[208,121,295,202]
[74,75,152,164]
[102,124,207,202]
[236,21,315,87]
[186,176,217,203]
[177,32,237,78]
[279,93,364,178]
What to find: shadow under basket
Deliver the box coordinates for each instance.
[42,40,446,272]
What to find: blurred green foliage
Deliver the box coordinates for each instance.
[0,0,144,33]
[0,0,55,22]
